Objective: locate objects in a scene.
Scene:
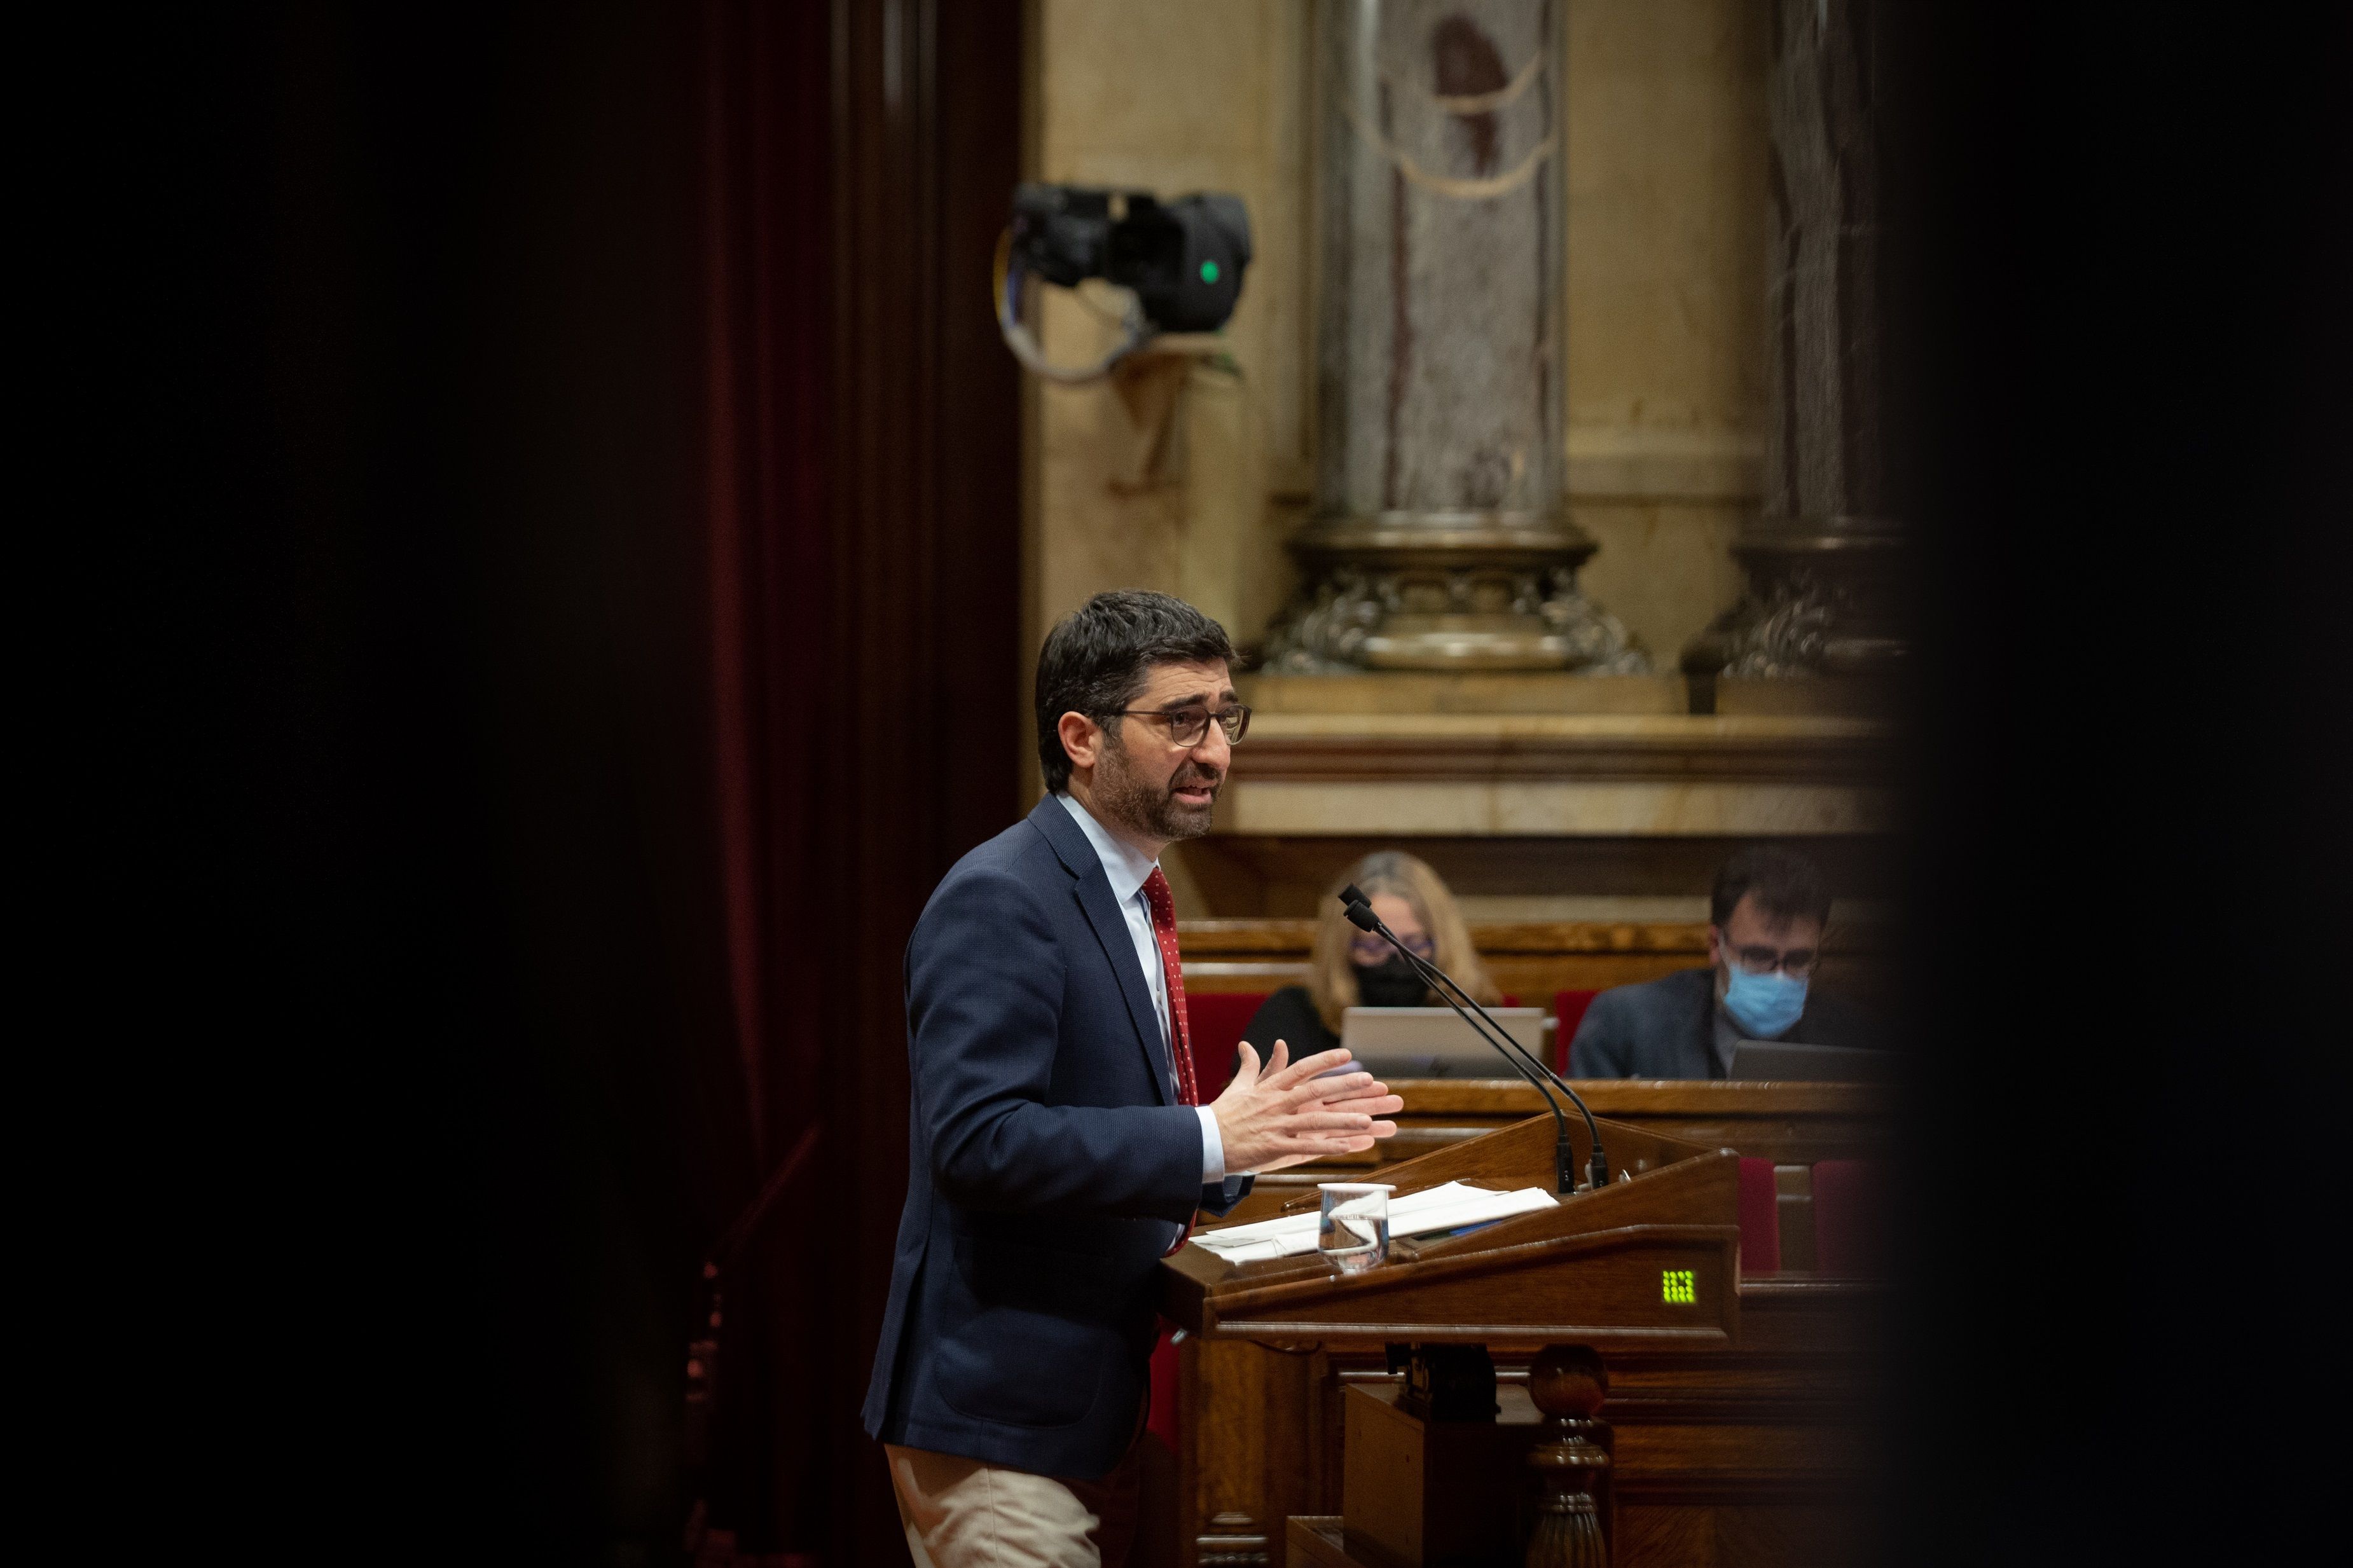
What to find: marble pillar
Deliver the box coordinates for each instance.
[1683,0,1910,687]
[1267,0,1645,673]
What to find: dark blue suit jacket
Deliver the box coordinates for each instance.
[1566,966,1879,1078]
[862,796,1250,1478]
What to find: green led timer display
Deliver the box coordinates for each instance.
[1661,1269,1696,1304]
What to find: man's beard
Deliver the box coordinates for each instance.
[1096,733,1222,843]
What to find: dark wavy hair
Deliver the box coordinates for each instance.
[1709,846,1832,929]
[1033,591,1234,792]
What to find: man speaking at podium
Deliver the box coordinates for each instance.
[864,591,1402,1567]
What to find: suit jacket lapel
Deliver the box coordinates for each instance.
[1029,797,1174,1105]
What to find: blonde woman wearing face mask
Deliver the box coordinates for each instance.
[1238,851,1501,1066]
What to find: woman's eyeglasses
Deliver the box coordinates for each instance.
[1107,704,1252,747]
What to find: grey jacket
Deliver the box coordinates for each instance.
[1566,966,1879,1080]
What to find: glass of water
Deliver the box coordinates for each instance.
[1316,1182,1394,1273]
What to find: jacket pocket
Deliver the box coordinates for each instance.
[931,1233,1130,1428]
[933,1304,1104,1428]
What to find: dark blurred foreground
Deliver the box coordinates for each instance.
[41,3,2350,1564]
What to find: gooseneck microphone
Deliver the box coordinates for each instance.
[1341,887,1611,1193]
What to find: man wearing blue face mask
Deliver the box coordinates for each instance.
[1566,847,1877,1078]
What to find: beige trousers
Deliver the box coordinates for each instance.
[884,1438,1176,1568]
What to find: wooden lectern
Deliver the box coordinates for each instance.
[1161,1111,1758,1568]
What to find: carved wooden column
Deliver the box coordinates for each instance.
[1684,0,1909,694]
[1268,0,1643,673]
[1524,1345,1613,1568]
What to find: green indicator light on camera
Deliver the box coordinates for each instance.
[1199,260,1220,284]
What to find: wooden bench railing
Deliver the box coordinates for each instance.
[1179,918,1893,1019]
[1269,1077,1889,1166]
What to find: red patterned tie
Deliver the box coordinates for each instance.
[1144,867,1204,1258]
[1141,867,1199,1107]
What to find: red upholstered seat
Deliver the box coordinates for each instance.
[1156,993,1267,1464]
[1183,990,1266,1101]
[1737,1156,1781,1274]
[1552,990,1600,1072]
[1157,994,1264,1465]
[1185,990,1552,1095]
[1810,1159,1885,1276]
[1146,1320,1182,1453]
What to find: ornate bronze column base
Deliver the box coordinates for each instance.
[1681,517,1910,682]
[1265,514,1650,674]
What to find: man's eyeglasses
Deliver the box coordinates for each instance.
[1728,944,1818,980]
[1108,705,1252,747]
[1349,931,1433,965]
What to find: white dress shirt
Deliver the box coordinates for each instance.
[1055,792,1229,1183]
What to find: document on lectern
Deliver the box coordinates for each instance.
[1190,1181,1557,1265]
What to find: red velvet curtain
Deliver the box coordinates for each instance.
[694,1,1023,1558]
[692,2,841,1553]
[701,0,834,1174]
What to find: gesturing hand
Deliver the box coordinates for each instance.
[1211,1039,1405,1174]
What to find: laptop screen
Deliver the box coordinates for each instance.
[1339,1006,1550,1078]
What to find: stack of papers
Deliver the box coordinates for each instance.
[1191,1181,1558,1265]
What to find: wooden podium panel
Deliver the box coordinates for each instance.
[1338,1383,1537,1566]
[1188,1326,1879,1568]
[1161,1089,1887,1568]
[1164,1113,1739,1351]
[1283,1517,1352,1568]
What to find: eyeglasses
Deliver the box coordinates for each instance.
[1728,944,1818,980]
[1349,931,1433,965]
[1107,704,1252,747]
